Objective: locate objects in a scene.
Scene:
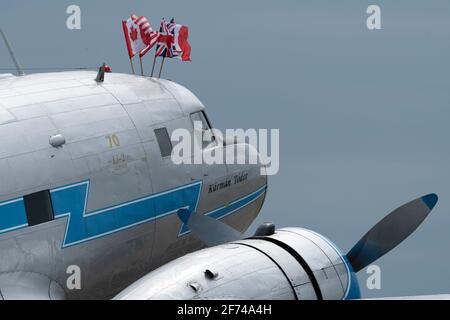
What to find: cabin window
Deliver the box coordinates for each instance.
[190,111,216,149]
[154,127,173,157]
[24,190,54,226]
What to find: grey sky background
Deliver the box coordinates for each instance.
[1,1,449,298]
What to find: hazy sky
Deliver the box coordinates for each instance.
[1,1,449,298]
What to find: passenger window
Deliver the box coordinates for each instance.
[190,111,216,149]
[154,127,173,157]
[24,190,54,226]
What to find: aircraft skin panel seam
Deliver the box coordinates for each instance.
[247,236,323,300]
[156,81,190,116]
[234,242,299,300]
[278,229,347,297]
[304,229,354,299]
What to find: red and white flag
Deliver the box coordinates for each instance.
[122,14,159,58]
[171,23,191,61]
[135,16,159,57]
[155,19,191,62]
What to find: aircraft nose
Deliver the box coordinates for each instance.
[230,141,268,188]
[253,143,269,181]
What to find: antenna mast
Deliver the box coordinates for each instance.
[0,27,25,76]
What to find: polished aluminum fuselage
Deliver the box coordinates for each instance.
[0,71,266,299]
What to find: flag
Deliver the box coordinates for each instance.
[155,18,191,61]
[122,14,159,58]
[155,18,173,58]
[134,16,159,57]
[171,23,191,61]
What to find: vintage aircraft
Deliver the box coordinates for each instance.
[0,28,445,300]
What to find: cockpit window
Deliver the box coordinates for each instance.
[190,111,216,149]
[154,127,173,158]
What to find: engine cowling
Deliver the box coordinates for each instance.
[115,227,361,300]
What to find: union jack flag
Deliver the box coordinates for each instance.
[155,18,174,58]
[155,18,191,61]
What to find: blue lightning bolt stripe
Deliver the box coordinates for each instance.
[50,180,202,248]
[0,180,267,249]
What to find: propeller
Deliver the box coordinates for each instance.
[346,193,438,272]
[178,193,438,273]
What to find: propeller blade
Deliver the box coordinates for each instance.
[346,193,438,272]
[177,209,243,246]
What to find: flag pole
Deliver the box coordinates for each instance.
[150,55,157,77]
[158,56,166,78]
[139,56,144,76]
[129,57,135,74]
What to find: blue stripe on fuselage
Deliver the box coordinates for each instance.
[178,184,268,235]
[0,181,267,249]
[0,198,28,234]
[51,180,203,247]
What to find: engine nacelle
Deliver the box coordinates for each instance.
[115,227,361,300]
